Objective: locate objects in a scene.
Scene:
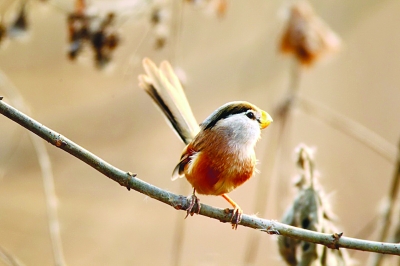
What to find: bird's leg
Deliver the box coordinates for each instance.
[221,194,243,230]
[185,188,201,218]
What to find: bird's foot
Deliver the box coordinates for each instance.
[185,193,201,218]
[221,194,243,230]
[230,207,243,230]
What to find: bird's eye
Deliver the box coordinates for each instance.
[245,111,255,119]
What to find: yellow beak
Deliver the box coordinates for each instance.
[260,110,273,129]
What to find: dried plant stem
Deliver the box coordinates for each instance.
[298,96,397,163]
[368,141,400,266]
[169,2,187,264]
[170,0,184,65]
[283,91,397,253]
[354,215,378,241]
[288,59,302,96]
[1,98,400,256]
[269,61,302,211]
[0,73,66,266]
[28,135,66,266]
[171,180,190,266]
[242,126,284,264]
[244,60,302,264]
[0,245,24,266]
[395,204,400,265]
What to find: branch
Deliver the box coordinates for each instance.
[0,97,399,256]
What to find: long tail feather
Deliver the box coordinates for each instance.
[138,58,199,144]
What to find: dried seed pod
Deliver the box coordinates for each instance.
[90,13,120,67]
[278,144,351,266]
[150,8,162,25]
[149,4,170,50]
[67,13,90,60]
[67,0,90,60]
[279,0,340,66]
[279,188,323,266]
[154,37,166,50]
[66,0,120,67]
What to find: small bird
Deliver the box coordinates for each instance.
[138,58,272,229]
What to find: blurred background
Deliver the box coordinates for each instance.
[0,0,399,265]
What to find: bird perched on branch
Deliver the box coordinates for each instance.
[138,58,272,229]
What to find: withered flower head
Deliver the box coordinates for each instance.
[279,0,341,66]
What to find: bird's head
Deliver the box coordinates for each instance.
[199,101,273,147]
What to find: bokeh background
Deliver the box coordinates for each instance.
[0,0,399,265]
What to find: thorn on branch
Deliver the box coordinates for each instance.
[330,232,344,250]
[117,172,136,190]
[124,172,137,191]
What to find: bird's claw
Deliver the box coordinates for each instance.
[185,194,201,218]
[230,207,243,230]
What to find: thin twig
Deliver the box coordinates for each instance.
[0,72,66,266]
[395,203,400,265]
[0,245,24,266]
[298,96,397,163]
[169,2,187,264]
[1,98,399,255]
[244,60,302,264]
[170,0,184,65]
[29,135,66,266]
[171,180,189,266]
[368,140,400,266]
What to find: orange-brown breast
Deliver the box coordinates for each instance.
[183,135,256,196]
